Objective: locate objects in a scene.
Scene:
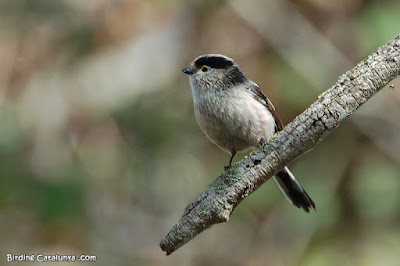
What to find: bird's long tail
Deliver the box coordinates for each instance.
[273,167,316,212]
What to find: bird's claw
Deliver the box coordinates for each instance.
[224,164,232,171]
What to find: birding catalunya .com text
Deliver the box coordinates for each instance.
[5,253,97,263]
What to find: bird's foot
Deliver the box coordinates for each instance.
[224,164,232,171]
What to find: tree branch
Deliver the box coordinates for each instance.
[160,34,400,255]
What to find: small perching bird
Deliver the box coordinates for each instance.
[182,54,315,212]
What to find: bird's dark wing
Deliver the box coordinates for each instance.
[247,82,284,132]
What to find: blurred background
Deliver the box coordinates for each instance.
[0,0,399,265]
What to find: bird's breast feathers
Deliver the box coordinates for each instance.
[194,88,276,152]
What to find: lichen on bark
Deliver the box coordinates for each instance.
[160,34,400,255]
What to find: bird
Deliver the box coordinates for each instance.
[182,54,315,212]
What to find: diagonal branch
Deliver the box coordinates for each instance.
[160,34,400,255]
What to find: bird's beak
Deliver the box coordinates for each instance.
[182,68,194,75]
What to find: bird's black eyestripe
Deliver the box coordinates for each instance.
[194,56,234,69]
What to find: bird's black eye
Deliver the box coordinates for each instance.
[201,65,209,72]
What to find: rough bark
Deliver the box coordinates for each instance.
[160,34,400,255]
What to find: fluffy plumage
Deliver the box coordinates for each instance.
[183,54,315,212]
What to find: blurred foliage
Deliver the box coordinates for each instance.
[0,0,399,265]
